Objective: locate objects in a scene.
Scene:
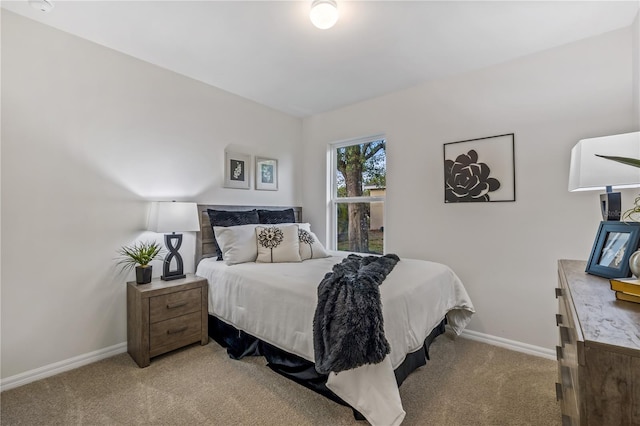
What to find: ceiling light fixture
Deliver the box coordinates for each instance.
[28,0,54,12]
[310,0,338,30]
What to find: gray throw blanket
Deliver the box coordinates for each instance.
[313,253,400,375]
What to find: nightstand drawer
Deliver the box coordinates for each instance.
[150,288,201,323]
[149,311,202,357]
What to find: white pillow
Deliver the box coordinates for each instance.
[298,223,330,260]
[213,224,259,265]
[256,224,302,263]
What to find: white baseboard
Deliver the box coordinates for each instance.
[457,328,556,360]
[1,342,127,392]
[1,329,555,392]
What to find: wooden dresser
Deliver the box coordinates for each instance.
[127,274,208,367]
[556,260,640,426]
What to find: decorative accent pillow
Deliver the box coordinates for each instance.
[298,223,330,261]
[257,208,296,224]
[207,209,259,260]
[255,224,301,263]
[213,224,259,265]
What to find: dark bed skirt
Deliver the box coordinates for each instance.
[208,315,447,419]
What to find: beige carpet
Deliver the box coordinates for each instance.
[1,332,560,425]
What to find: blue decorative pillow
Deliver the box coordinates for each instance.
[258,208,296,224]
[206,209,260,260]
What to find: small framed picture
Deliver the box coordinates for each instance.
[586,221,640,278]
[255,157,278,191]
[224,151,251,189]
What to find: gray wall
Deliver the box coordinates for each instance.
[1,11,302,379]
[302,24,638,351]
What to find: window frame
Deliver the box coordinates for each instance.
[327,134,386,253]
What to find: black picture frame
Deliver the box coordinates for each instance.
[586,221,640,279]
[443,133,515,203]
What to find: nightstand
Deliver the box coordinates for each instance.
[127,274,208,367]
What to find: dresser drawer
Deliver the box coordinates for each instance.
[149,311,202,357]
[556,380,578,426]
[557,299,578,363]
[557,289,577,348]
[556,284,582,419]
[150,288,201,323]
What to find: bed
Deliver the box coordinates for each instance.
[194,205,475,426]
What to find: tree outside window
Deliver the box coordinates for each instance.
[333,138,386,254]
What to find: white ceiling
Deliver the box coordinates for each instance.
[3,1,639,117]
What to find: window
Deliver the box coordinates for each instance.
[329,136,386,254]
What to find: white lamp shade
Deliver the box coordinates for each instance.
[310,0,339,29]
[568,131,640,192]
[148,202,200,233]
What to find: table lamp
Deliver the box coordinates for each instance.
[148,201,200,280]
[569,131,640,221]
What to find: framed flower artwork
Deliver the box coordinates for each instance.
[224,151,251,189]
[443,133,515,203]
[255,157,278,191]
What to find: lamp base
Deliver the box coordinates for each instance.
[161,273,186,281]
[162,233,186,281]
[600,191,621,221]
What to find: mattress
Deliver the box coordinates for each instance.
[196,252,475,425]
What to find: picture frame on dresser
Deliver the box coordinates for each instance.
[586,221,640,278]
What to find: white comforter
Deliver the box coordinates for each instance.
[196,252,475,426]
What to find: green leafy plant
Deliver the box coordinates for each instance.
[116,240,164,272]
[597,154,640,221]
[622,196,640,222]
[595,154,640,169]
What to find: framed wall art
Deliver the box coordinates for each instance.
[586,221,640,279]
[443,133,515,203]
[224,151,251,189]
[255,157,278,191]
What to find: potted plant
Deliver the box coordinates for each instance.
[116,240,164,284]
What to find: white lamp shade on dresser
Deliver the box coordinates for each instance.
[568,131,640,192]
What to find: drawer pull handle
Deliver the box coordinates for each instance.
[556,346,563,360]
[555,288,563,298]
[555,382,563,401]
[561,365,572,388]
[167,302,187,309]
[560,326,571,345]
[555,314,563,326]
[167,326,188,335]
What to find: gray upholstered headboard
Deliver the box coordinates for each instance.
[195,205,302,265]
